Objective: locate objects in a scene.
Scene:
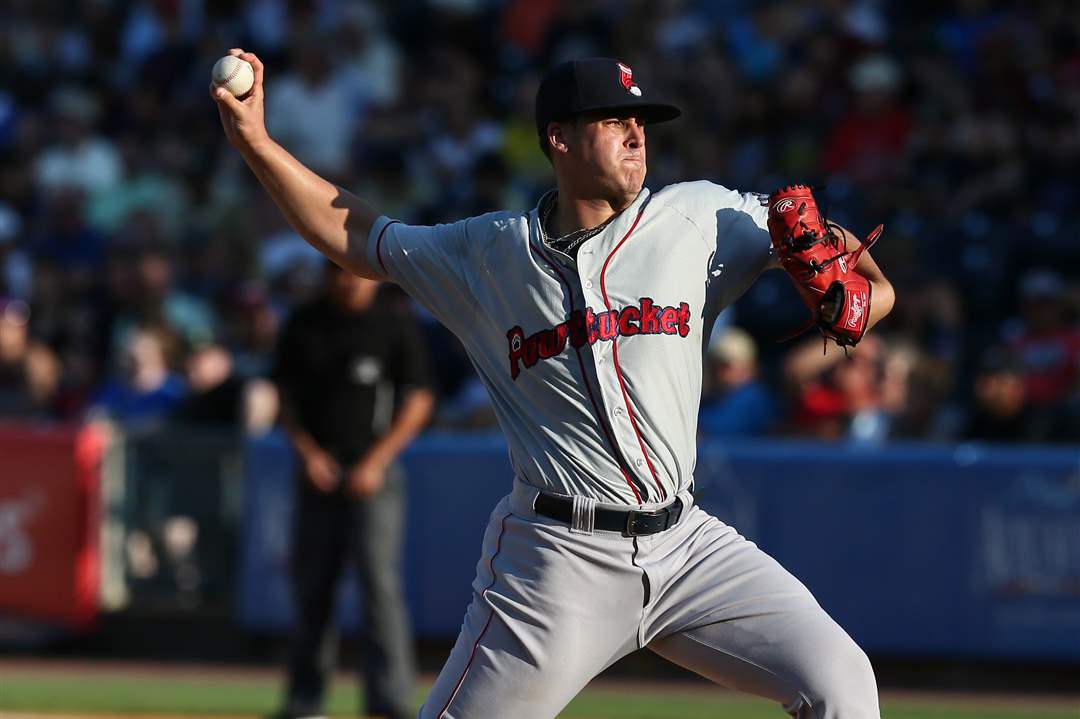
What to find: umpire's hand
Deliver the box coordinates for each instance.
[300,445,341,494]
[210,49,270,155]
[347,455,388,499]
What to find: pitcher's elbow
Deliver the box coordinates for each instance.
[869,278,895,328]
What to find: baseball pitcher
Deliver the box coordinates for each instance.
[213,52,895,719]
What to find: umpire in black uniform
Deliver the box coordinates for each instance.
[272,261,434,719]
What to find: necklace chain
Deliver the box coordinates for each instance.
[539,192,615,255]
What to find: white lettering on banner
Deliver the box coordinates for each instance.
[0,490,44,574]
[978,476,1080,598]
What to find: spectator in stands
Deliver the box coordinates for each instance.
[699,327,777,438]
[1004,269,1080,426]
[220,281,281,380]
[886,344,959,441]
[963,348,1032,442]
[175,343,243,426]
[272,262,434,719]
[32,87,121,197]
[1,1,1078,444]
[0,298,61,419]
[30,189,105,287]
[172,342,274,434]
[0,205,30,299]
[784,335,898,442]
[416,46,502,193]
[109,244,217,359]
[335,4,403,109]
[87,323,186,430]
[266,33,356,181]
[87,134,191,242]
[823,54,913,186]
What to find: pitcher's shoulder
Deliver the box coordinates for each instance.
[462,209,530,247]
[652,180,755,209]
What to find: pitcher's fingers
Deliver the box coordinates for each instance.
[213,86,245,114]
[227,48,244,57]
[240,51,264,88]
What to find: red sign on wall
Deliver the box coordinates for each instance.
[0,423,104,628]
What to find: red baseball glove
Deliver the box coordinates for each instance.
[766,184,883,347]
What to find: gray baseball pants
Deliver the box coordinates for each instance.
[419,480,879,718]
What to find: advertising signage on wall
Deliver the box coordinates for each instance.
[0,424,105,628]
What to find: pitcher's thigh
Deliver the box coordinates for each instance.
[644,509,879,718]
[649,565,879,719]
[420,509,641,719]
[421,596,618,719]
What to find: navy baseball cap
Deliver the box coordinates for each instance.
[535,58,682,138]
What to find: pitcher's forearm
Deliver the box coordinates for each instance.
[211,49,384,278]
[241,139,382,279]
[836,225,894,329]
[866,278,894,329]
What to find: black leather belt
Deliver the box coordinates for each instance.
[534,494,684,536]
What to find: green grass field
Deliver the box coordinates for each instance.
[0,663,1076,719]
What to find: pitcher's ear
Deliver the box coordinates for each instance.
[548,121,571,156]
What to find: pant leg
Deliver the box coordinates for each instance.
[352,465,416,719]
[419,497,645,719]
[643,506,880,719]
[285,486,349,715]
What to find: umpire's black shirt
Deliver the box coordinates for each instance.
[272,295,433,468]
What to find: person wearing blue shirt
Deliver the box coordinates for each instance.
[88,324,187,430]
[699,327,777,438]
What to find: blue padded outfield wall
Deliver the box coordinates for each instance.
[237,432,1080,661]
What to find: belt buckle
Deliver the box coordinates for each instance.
[625,500,682,536]
[624,507,662,537]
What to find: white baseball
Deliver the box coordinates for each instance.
[211,56,254,97]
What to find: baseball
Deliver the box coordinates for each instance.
[211,56,254,97]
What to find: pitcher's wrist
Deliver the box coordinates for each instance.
[239,133,275,162]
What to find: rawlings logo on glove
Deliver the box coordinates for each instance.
[766,184,883,347]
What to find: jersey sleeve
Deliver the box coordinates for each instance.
[661,181,779,325]
[367,215,477,333]
[704,183,776,268]
[683,181,778,283]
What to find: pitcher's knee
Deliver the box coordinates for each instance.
[803,643,879,718]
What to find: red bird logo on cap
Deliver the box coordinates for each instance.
[617,62,643,97]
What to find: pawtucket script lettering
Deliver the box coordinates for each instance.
[506,297,691,379]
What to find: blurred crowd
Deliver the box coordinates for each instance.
[1,0,1078,444]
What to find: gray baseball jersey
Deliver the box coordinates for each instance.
[368,181,775,506]
[368,181,879,719]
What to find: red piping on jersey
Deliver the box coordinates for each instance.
[437,511,511,719]
[527,237,645,504]
[599,207,667,501]
[374,220,400,274]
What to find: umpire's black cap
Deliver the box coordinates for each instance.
[535,58,682,138]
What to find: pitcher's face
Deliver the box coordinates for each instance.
[556,113,647,205]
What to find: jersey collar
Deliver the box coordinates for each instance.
[529,187,652,267]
